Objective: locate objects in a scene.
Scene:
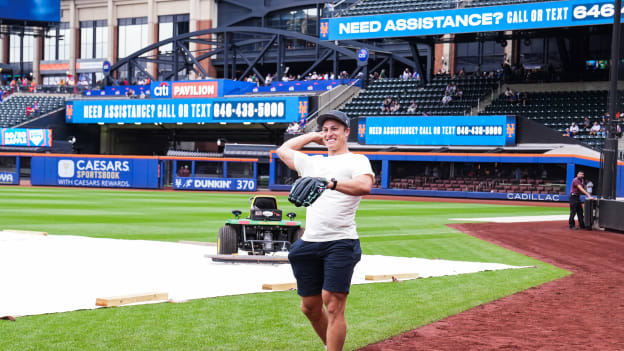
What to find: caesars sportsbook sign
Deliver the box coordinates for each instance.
[30,157,160,189]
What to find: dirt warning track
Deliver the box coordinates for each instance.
[359,221,624,351]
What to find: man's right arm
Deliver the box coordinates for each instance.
[276,132,323,170]
[576,184,595,199]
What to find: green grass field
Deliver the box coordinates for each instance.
[0,187,570,350]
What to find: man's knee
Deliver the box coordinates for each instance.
[300,296,323,317]
[322,291,347,317]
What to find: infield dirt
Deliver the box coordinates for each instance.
[358,220,624,350]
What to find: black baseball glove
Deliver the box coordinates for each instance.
[288,177,328,207]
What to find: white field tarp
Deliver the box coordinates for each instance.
[0,232,531,317]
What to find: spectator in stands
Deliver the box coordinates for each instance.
[33,101,39,116]
[9,78,16,92]
[504,87,516,104]
[445,82,456,95]
[587,179,594,195]
[458,67,466,76]
[379,69,387,79]
[26,105,32,117]
[599,123,607,137]
[582,117,592,130]
[502,62,512,82]
[569,122,580,136]
[475,65,482,77]
[401,68,411,80]
[177,165,191,177]
[407,101,418,114]
[441,93,452,106]
[455,88,463,101]
[21,77,28,91]
[589,121,601,136]
[30,80,37,93]
[519,92,528,106]
[381,96,392,112]
[413,71,420,81]
[286,121,303,134]
[390,99,401,113]
[562,128,573,138]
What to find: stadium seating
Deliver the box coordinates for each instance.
[389,175,567,195]
[466,0,552,8]
[341,74,498,118]
[343,0,457,16]
[481,90,624,150]
[0,95,66,128]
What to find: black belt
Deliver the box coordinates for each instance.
[570,194,580,197]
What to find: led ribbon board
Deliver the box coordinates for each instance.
[66,96,308,124]
[357,115,516,146]
[320,0,624,40]
[1,128,53,147]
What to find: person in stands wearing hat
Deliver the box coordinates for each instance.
[277,110,374,351]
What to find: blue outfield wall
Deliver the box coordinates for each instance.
[171,158,257,191]
[31,156,161,189]
[1,154,260,191]
[0,171,19,185]
[269,151,624,201]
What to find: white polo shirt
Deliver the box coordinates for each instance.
[293,151,374,242]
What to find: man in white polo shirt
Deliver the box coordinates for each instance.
[277,110,374,351]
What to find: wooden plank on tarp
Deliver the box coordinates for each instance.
[206,254,289,264]
[2,229,48,236]
[262,282,297,291]
[364,273,420,281]
[96,292,169,307]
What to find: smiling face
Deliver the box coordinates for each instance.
[321,119,350,155]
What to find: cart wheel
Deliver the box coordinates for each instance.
[217,225,238,255]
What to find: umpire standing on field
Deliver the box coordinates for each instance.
[569,171,595,229]
[277,110,374,351]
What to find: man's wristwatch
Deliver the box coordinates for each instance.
[330,178,338,190]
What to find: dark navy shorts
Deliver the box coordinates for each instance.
[288,239,362,296]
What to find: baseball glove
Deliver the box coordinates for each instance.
[288,177,328,207]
